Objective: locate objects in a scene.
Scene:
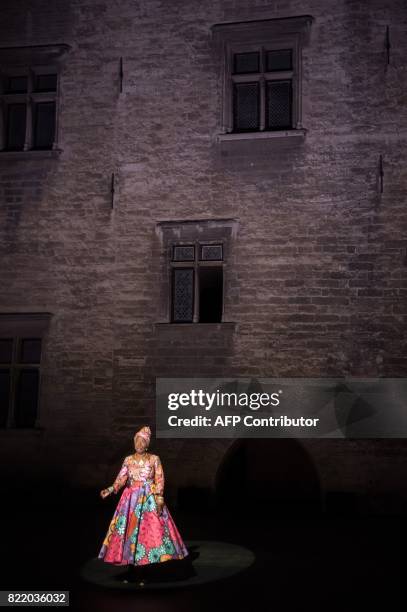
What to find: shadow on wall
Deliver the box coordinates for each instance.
[214,438,323,517]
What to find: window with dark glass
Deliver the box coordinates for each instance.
[266,80,292,129]
[6,103,26,150]
[231,47,293,133]
[233,51,260,74]
[212,16,313,138]
[34,73,57,93]
[170,243,224,323]
[233,82,260,132]
[172,268,195,323]
[0,69,58,152]
[0,336,42,428]
[33,101,56,149]
[5,75,28,94]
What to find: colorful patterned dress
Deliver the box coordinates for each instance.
[98,453,189,566]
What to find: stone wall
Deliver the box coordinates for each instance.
[0,0,406,514]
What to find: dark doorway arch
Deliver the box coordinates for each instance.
[215,438,323,516]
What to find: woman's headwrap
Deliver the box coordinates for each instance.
[134,425,151,446]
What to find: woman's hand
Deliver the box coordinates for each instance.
[100,489,110,499]
[155,496,164,515]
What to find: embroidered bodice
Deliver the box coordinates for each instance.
[111,453,164,496]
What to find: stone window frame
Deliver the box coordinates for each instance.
[0,44,70,159]
[155,219,239,324]
[211,15,313,142]
[0,313,52,429]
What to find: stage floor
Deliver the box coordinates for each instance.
[1,493,404,611]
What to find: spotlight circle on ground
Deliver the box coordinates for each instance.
[80,540,255,590]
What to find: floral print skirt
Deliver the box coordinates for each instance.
[98,480,189,566]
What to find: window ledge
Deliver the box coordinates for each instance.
[0,149,62,161]
[217,128,307,142]
[155,322,237,329]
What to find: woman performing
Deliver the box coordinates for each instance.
[99,425,189,585]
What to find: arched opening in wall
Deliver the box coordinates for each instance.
[215,438,323,517]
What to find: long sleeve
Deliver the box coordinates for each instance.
[153,455,165,497]
[111,457,128,494]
